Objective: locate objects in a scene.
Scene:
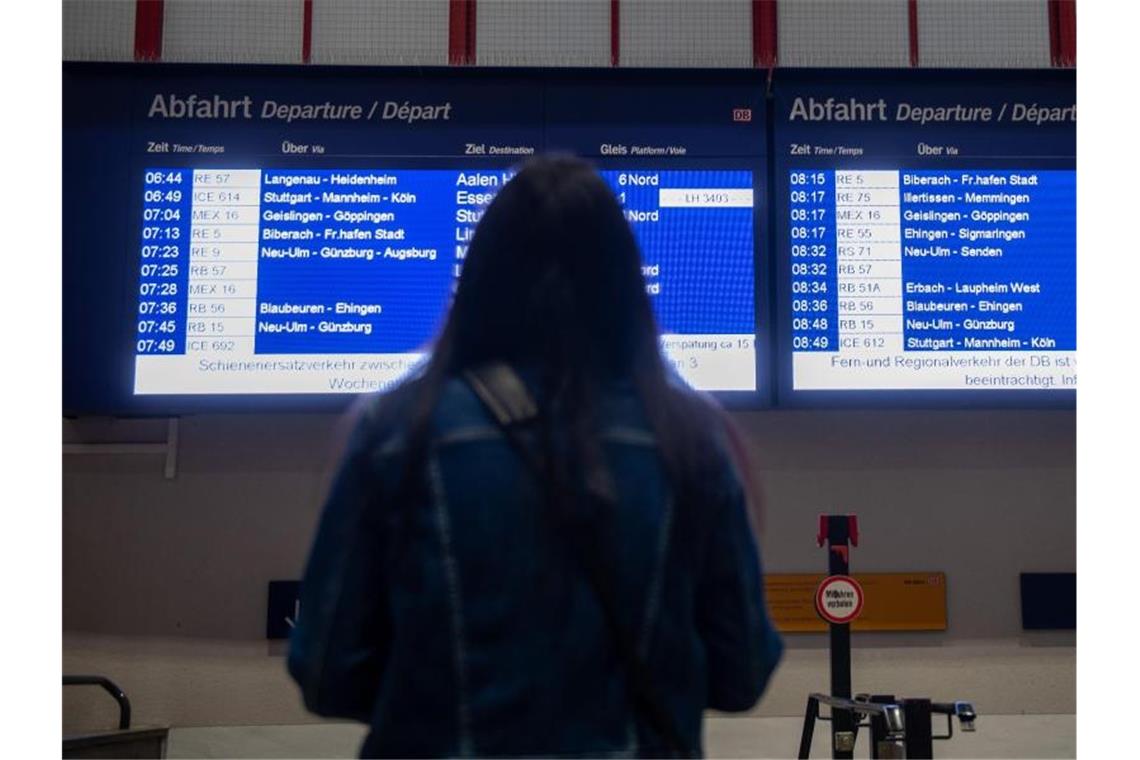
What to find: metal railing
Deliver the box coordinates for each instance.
[63,675,131,730]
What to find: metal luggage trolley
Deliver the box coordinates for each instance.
[800,516,978,759]
[797,692,977,758]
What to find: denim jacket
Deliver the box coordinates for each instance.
[288,375,783,757]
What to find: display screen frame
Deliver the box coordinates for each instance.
[63,62,774,416]
[770,68,1076,410]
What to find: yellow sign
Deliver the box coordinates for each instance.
[766,572,947,632]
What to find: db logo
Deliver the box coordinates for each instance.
[732,108,752,122]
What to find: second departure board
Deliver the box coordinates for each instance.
[773,71,1075,403]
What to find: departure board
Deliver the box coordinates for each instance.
[774,72,1075,401]
[134,167,756,395]
[63,65,768,413]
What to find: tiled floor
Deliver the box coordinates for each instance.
[704,714,1075,758]
[165,713,1076,758]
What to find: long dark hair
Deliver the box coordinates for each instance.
[387,155,725,504]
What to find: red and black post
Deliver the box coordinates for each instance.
[817,514,859,758]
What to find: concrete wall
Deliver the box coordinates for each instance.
[63,408,1074,733]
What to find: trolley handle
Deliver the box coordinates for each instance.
[932,700,977,732]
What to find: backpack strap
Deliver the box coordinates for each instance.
[463,362,538,427]
[462,362,692,758]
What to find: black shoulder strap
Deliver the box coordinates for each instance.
[463,363,692,758]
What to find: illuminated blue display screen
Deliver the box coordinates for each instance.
[134,167,756,394]
[773,71,1076,401]
[64,65,767,412]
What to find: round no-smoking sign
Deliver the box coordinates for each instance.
[815,575,865,625]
